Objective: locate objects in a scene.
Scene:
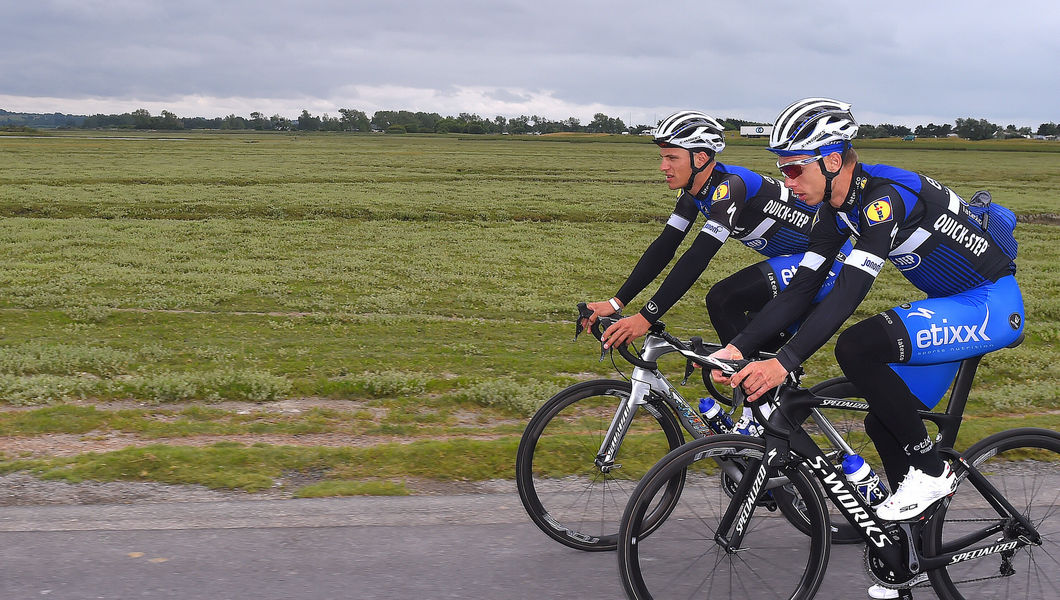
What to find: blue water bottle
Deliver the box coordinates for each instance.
[841,454,889,505]
[699,398,735,434]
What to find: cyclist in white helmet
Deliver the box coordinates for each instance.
[710,98,1024,599]
[580,109,852,433]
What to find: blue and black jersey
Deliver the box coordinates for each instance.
[732,162,1020,373]
[614,162,847,322]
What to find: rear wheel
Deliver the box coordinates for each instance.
[515,380,686,551]
[925,428,1060,600]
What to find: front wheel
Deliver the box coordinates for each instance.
[515,379,686,551]
[618,435,830,600]
[924,427,1060,600]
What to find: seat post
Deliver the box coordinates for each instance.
[937,355,983,449]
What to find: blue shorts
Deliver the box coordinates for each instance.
[761,239,853,335]
[887,275,1024,408]
[763,239,854,304]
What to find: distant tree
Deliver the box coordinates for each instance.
[466,122,485,134]
[270,114,292,131]
[914,123,953,138]
[508,115,530,134]
[385,124,406,134]
[158,110,182,130]
[250,112,267,130]
[1036,122,1058,136]
[222,114,247,130]
[338,108,370,132]
[320,113,344,131]
[131,108,152,129]
[954,117,999,140]
[297,110,321,131]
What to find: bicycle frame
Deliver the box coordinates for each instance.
[593,335,713,471]
[713,363,1043,580]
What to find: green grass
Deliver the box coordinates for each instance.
[0,131,1056,496]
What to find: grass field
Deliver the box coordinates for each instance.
[0,131,1057,494]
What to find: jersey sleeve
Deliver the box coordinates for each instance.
[729,202,849,363]
[771,187,906,371]
[614,193,699,305]
[637,176,747,322]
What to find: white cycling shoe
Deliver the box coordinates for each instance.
[875,464,956,521]
[867,573,928,599]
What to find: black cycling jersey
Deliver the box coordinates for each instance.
[732,162,1016,372]
[614,162,823,322]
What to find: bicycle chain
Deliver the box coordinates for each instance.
[863,518,1016,589]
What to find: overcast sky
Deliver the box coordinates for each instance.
[2,0,1058,127]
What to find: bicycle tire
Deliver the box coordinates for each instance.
[618,435,830,600]
[924,427,1060,600]
[515,379,686,551]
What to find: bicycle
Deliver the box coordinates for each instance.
[515,304,871,551]
[616,341,1058,600]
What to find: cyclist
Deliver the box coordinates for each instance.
[711,98,1025,593]
[582,110,850,432]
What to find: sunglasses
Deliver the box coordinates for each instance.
[777,154,823,179]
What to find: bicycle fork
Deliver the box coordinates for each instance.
[593,369,710,472]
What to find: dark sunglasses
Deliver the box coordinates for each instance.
[777,154,823,179]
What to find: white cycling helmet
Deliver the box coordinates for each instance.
[769,98,858,157]
[652,111,726,154]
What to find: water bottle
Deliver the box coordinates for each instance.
[841,454,889,505]
[699,398,735,434]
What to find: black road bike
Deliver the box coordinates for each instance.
[516,305,874,551]
[617,341,1058,600]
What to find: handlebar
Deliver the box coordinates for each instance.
[575,302,749,376]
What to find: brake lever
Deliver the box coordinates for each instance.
[681,358,694,385]
[574,302,594,341]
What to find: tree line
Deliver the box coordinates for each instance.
[1,108,1057,140]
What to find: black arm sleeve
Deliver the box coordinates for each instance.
[771,192,904,370]
[614,194,698,305]
[638,230,725,322]
[730,205,848,363]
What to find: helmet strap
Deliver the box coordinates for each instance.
[685,150,715,194]
[816,144,847,204]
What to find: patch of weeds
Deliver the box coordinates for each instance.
[0,373,112,405]
[64,305,112,324]
[448,377,558,416]
[294,479,409,498]
[0,342,132,377]
[126,369,291,403]
[327,370,430,398]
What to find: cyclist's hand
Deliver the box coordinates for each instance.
[730,358,787,403]
[581,298,622,333]
[709,345,743,384]
[601,313,650,349]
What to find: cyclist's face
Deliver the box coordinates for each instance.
[659,147,695,190]
[778,152,839,206]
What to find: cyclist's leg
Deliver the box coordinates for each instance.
[835,314,943,477]
[864,413,911,490]
[705,261,779,345]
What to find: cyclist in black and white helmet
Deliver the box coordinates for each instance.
[711,97,1023,599]
[579,109,853,435]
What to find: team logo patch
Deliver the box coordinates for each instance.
[865,198,893,225]
[712,182,730,202]
[645,301,659,314]
[1009,313,1022,330]
[891,253,921,271]
[743,238,767,251]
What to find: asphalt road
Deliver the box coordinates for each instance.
[0,494,916,600]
